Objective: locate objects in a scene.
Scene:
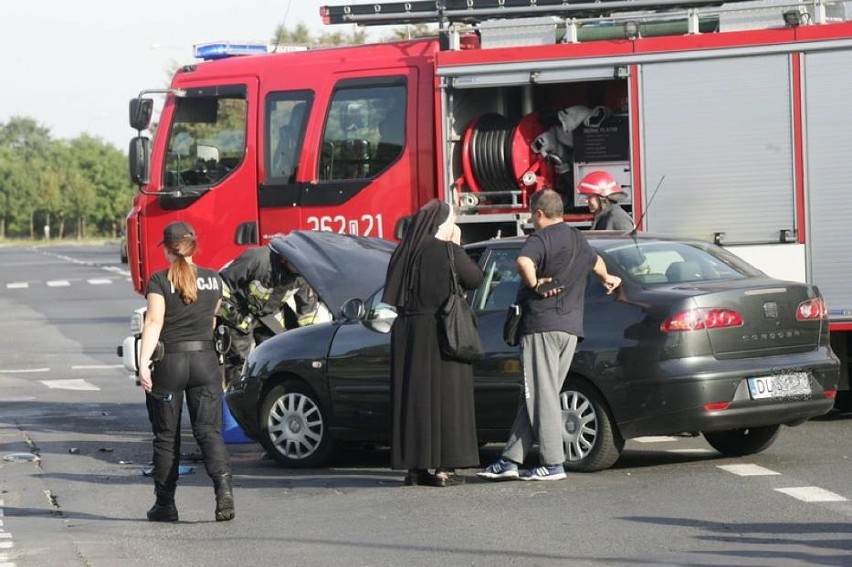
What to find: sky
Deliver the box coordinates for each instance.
[0,0,391,151]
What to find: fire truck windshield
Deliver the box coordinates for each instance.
[164,87,247,189]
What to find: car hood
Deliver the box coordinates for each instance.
[268,231,396,316]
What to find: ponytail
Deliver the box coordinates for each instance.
[166,240,198,304]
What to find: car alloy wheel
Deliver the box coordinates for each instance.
[561,390,598,462]
[560,381,624,472]
[259,383,334,467]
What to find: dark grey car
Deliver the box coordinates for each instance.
[226,232,840,471]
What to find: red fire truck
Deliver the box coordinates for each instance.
[126,0,852,404]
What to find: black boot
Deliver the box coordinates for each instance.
[147,483,178,522]
[213,473,235,522]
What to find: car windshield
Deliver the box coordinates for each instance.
[598,240,763,286]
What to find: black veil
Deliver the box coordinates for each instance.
[382,199,450,307]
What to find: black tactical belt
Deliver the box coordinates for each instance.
[163,340,216,354]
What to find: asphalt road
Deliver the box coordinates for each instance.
[0,243,850,567]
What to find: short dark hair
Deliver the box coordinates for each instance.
[530,189,564,219]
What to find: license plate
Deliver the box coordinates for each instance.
[747,372,811,400]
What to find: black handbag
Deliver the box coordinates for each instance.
[502,243,579,347]
[439,244,484,363]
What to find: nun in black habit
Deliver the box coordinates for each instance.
[383,199,484,487]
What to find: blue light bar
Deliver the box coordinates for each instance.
[194,42,270,61]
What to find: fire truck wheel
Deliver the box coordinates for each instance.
[560,380,624,472]
[259,382,334,468]
[702,425,780,456]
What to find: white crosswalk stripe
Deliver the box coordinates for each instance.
[39,379,100,391]
[87,278,112,285]
[46,280,70,287]
[775,487,848,502]
[5,283,28,289]
[718,464,781,476]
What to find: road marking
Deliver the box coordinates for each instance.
[102,266,131,276]
[718,464,781,476]
[40,379,100,391]
[0,368,50,374]
[72,364,124,370]
[5,283,28,289]
[87,279,112,285]
[0,498,14,564]
[36,249,130,277]
[775,487,848,502]
[633,436,681,443]
[46,280,70,287]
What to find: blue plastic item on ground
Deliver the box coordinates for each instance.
[222,398,253,444]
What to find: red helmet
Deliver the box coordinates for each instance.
[577,171,622,198]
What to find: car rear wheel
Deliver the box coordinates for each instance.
[560,381,624,472]
[702,425,780,456]
[259,383,334,468]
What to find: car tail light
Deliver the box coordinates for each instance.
[824,390,836,399]
[704,402,730,411]
[660,309,744,332]
[796,297,829,320]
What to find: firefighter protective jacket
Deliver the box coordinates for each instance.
[219,247,318,335]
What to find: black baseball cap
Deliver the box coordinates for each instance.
[159,221,196,245]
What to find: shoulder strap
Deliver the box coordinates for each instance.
[446,242,461,294]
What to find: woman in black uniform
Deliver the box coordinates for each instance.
[137,221,234,522]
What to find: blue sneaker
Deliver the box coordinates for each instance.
[476,457,520,480]
[520,464,566,481]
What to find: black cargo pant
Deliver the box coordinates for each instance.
[146,349,230,491]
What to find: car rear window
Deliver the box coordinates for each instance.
[599,241,762,286]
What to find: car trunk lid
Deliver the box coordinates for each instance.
[673,278,824,359]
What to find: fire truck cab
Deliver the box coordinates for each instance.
[126,0,852,406]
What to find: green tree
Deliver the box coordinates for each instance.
[0,116,132,240]
[0,146,26,238]
[66,135,135,237]
[384,24,437,41]
[272,23,366,47]
[0,117,53,237]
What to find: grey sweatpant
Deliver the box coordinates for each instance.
[502,331,578,466]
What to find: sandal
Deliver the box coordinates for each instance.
[403,469,434,486]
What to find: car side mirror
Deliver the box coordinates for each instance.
[394,215,412,241]
[340,298,366,321]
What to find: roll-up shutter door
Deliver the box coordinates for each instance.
[804,49,852,320]
[640,55,795,244]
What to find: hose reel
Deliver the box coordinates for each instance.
[460,111,556,206]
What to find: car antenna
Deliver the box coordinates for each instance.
[629,175,665,236]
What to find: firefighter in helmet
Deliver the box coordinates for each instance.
[577,170,635,231]
[218,242,323,385]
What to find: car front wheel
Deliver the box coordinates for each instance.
[560,381,624,472]
[702,425,780,456]
[259,383,334,468]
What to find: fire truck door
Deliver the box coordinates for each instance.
[259,69,421,242]
[257,90,315,242]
